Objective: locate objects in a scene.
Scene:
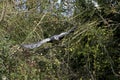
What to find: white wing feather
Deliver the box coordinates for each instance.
[22,38,51,49]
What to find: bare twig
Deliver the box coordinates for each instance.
[86,53,96,80]
[0,1,7,22]
[98,13,109,26]
[104,46,120,77]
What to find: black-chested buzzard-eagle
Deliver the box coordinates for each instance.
[22,26,76,49]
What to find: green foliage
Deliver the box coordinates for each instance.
[0,0,120,80]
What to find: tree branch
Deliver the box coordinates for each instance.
[0,1,7,22]
[104,46,120,77]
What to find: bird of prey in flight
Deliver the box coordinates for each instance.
[22,26,77,49]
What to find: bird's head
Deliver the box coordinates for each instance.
[51,35,59,41]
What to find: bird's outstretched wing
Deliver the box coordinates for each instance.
[22,38,51,49]
[22,26,77,49]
